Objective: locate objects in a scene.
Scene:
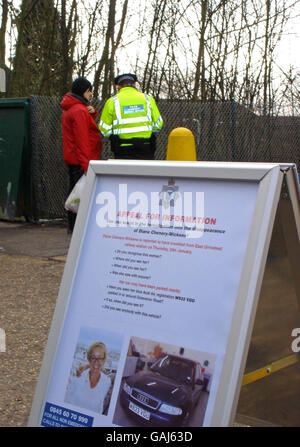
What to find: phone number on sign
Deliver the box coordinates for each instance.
[48,406,89,424]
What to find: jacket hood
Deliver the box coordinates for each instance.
[60,93,88,111]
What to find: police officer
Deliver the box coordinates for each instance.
[99,73,163,159]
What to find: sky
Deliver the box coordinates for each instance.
[1,1,299,92]
[275,13,300,73]
[119,2,300,90]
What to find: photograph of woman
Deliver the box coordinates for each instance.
[65,341,111,415]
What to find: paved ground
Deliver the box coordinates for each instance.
[237,218,300,427]
[0,219,300,427]
[0,221,70,427]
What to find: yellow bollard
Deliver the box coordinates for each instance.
[166,127,197,161]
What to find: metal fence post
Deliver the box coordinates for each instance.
[231,99,238,160]
[29,95,39,221]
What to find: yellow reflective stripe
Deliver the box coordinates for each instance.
[113,94,152,125]
[153,116,163,128]
[145,94,152,121]
[99,120,112,130]
[113,95,122,122]
[111,93,155,136]
[114,125,153,135]
[112,116,151,125]
[98,120,112,137]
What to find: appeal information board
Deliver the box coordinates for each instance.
[29,161,285,427]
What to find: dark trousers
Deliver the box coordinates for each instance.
[67,164,84,232]
[110,134,156,160]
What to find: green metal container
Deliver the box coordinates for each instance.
[0,98,31,221]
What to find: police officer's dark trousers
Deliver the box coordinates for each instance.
[110,135,156,160]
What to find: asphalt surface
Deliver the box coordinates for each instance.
[0,219,300,427]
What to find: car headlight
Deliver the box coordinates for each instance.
[123,381,132,395]
[159,403,183,415]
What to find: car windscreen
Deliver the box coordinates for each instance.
[150,356,193,383]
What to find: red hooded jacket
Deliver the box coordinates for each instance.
[61,93,102,172]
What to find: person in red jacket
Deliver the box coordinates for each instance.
[61,77,102,232]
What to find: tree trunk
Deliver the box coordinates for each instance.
[193,0,208,100]
[0,0,8,66]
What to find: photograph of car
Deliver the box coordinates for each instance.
[119,354,205,426]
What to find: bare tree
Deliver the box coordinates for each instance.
[1,0,299,117]
[0,0,8,66]
[276,67,300,115]
[93,0,129,99]
[7,0,71,97]
[60,0,78,95]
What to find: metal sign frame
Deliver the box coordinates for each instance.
[28,161,299,427]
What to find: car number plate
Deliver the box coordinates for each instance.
[129,401,150,420]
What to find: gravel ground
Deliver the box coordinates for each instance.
[0,253,65,427]
[0,221,69,427]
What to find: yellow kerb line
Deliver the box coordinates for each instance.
[242,354,300,386]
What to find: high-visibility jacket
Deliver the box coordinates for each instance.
[98,87,163,140]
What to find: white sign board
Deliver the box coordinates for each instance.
[29,161,285,427]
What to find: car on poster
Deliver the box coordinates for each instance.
[119,354,204,426]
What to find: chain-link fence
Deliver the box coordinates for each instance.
[29,96,300,221]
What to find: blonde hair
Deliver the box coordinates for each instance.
[87,341,107,363]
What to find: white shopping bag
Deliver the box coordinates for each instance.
[64,175,86,214]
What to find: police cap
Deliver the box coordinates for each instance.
[114,73,137,85]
